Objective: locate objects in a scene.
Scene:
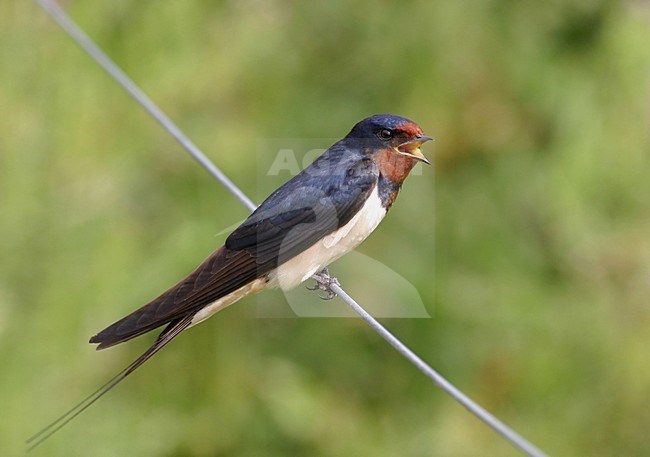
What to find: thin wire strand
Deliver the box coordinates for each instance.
[329,283,546,457]
[35,0,256,212]
[36,2,548,456]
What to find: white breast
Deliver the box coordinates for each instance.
[268,186,387,290]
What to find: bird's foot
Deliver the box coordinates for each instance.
[307,268,340,300]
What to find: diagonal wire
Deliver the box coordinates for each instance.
[36,1,548,456]
[330,283,546,457]
[35,0,256,212]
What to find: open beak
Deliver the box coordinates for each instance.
[397,135,433,164]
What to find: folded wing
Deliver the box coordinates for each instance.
[90,150,378,349]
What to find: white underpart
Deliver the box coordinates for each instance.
[268,186,387,290]
[190,185,387,326]
[189,277,268,326]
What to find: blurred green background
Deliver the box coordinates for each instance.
[2,0,650,456]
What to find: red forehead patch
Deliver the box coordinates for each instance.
[396,121,423,137]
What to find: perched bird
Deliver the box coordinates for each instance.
[27,114,432,449]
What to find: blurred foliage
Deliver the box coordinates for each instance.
[2,0,650,456]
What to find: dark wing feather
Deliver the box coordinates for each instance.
[90,247,267,349]
[90,147,378,349]
[226,151,378,263]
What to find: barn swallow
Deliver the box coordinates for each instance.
[27,114,432,449]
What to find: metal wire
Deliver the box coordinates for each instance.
[36,1,548,456]
[330,283,546,457]
[35,0,256,212]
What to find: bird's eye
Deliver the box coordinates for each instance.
[378,129,393,140]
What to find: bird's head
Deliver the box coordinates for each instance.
[346,114,433,184]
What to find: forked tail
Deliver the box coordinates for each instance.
[26,315,193,452]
